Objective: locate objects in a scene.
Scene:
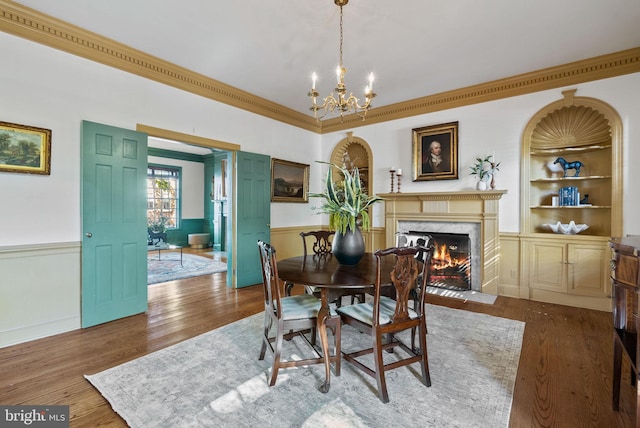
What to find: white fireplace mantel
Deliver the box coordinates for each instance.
[381,190,507,295]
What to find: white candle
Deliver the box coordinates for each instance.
[368,72,374,92]
[336,66,341,83]
[396,168,403,176]
[391,166,396,171]
[311,72,317,90]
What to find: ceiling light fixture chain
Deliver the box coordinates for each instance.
[308,0,376,123]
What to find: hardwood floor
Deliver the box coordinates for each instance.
[0,254,634,427]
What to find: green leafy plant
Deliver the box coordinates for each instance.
[147,216,168,232]
[470,155,500,180]
[309,162,383,235]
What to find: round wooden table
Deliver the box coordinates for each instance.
[277,253,396,392]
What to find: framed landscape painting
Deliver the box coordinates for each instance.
[412,121,458,181]
[271,158,309,203]
[0,121,52,175]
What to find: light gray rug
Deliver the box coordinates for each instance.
[86,304,524,427]
[147,253,227,284]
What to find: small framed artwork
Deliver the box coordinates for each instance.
[0,121,52,175]
[271,158,309,203]
[412,121,458,181]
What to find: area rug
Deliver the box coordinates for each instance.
[86,304,524,427]
[147,253,227,284]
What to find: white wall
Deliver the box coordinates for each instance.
[1,30,638,346]
[320,73,640,235]
[0,32,322,248]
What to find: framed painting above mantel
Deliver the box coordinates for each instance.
[412,121,458,181]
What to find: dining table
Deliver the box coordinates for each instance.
[277,252,397,393]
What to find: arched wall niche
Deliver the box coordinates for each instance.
[329,132,374,196]
[520,89,623,237]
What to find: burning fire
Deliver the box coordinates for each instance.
[431,242,465,270]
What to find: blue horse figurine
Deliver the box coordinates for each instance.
[554,157,584,177]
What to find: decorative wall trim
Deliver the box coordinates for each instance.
[0,1,320,133]
[1,1,638,134]
[0,242,81,348]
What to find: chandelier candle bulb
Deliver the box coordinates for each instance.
[312,72,317,90]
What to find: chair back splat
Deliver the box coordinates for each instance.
[337,245,433,403]
[300,230,334,257]
[257,240,341,386]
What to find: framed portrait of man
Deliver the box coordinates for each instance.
[412,121,458,181]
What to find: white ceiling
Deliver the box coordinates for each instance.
[14,0,640,119]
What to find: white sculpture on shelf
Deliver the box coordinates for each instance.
[542,220,589,235]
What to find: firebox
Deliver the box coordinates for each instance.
[418,231,471,291]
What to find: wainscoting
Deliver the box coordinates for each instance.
[0,242,81,348]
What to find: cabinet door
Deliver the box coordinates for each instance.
[568,243,609,297]
[528,241,566,292]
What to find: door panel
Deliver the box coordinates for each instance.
[81,121,148,327]
[234,151,271,288]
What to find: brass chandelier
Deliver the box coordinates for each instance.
[308,0,376,122]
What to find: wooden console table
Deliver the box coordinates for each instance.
[610,236,640,425]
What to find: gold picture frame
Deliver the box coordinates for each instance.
[0,121,52,175]
[412,121,458,181]
[271,158,309,203]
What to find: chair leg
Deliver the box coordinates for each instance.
[418,321,432,387]
[373,331,390,403]
[259,313,271,360]
[269,326,285,386]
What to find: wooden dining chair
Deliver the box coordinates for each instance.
[257,240,341,386]
[298,230,365,306]
[336,245,433,403]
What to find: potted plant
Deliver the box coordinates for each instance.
[309,162,383,265]
[470,155,500,190]
[147,216,168,246]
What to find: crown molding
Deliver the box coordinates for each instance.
[1,1,638,135]
[0,0,321,133]
[320,47,640,133]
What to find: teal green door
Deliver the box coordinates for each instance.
[234,151,271,287]
[81,121,148,327]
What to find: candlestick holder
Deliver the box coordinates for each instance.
[396,173,402,193]
[389,169,396,193]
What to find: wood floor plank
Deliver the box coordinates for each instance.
[0,250,634,427]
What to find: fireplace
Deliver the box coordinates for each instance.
[398,221,480,291]
[383,190,506,295]
[428,232,471,290]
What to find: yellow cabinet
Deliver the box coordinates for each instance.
[521,235,610,310]
[518,89,622,311]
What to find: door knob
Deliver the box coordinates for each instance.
[86,232,93,238]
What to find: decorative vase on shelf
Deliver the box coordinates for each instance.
[332,225,365,265]
[476,180,487,191]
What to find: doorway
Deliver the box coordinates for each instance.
[146,134,231,285]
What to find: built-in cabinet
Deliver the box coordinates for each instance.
[520,89,623,311]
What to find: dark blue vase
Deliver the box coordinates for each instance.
[332,225,365,265]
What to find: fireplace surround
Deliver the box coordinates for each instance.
[382,190,506,295]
